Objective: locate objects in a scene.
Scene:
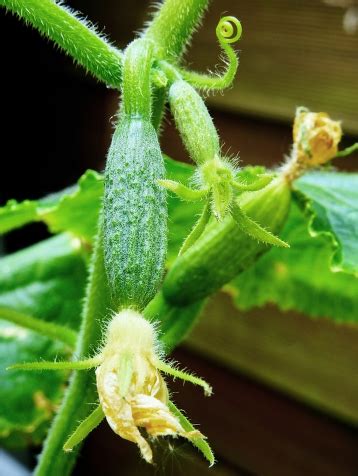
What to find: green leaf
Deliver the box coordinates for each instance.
[228,201,358,323]
[43,171,103,241]
[0,170,103,242]
[0,234,87,448]
[294,171,358,275]
[0,200,38,233]
[168,401,215,467]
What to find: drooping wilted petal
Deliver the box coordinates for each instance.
[95,310,205,463]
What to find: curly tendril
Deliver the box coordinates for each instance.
[178,15,242,91]
[216,16,242,44]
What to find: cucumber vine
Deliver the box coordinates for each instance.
[1,1,357,475]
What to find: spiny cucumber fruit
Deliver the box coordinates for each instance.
[103,38,167,311]
[162,177,291,306]
[168,80,220,165]
[103,116,167,311]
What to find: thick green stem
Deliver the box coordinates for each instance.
[1,0,123,88]
[34,227,110,476]
[0,307,77,349]
[144,291,206,352]
[122,39,154,118]
[145,0,209,60]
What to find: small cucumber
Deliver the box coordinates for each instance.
[103,116,167,310]
[162,177,291,306]
[169,80,220,165]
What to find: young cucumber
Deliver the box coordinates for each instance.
[169,80,220,165]
[162,177,291,306]
[103,38,167,311]
[103,116,167,311]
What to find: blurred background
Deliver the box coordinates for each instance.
[1,0,358,475]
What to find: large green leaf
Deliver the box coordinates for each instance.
[0,234,87,448]
[0,171,102,242]
[294,171,358,275]
[227,201,358,323]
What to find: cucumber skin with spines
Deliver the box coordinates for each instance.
[162,178,291,306]
[103,116,167,311]
[169,80,220,165]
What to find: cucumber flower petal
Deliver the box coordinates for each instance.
[96,310,206,463]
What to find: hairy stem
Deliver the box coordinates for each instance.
[34,227,110,476]
[145,0,209,60]
[0,307,77,349]
[1,0,123,88]
[122,39,154,119]
[144,291,206,352]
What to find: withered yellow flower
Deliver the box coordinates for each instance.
[293,108,342,166]
[281,107,345,182]
[96,310,204,463]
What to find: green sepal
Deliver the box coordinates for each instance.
[168,401,215,467]
[8,357,101,372]
[179,201,211,255]
[158,179,209,201]
[211,181,233,220]
[157,360,212,396]
[231,174,273,192]
[335,142,358,158]
[231,202,289,248]
[63,404,105,452]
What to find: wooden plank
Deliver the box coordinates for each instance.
[186,0,358,133]
[184,293,358,424]
[170,348,358,476]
